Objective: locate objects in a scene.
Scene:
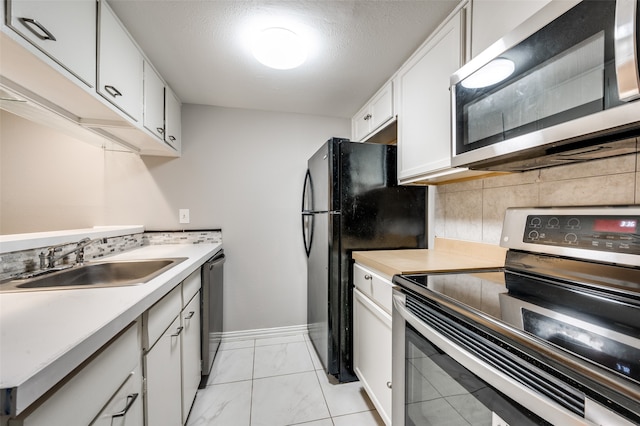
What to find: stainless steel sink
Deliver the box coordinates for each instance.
[0,258,187,293]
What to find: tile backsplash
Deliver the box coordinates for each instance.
[434,153,639,245]
[0,230,222,281]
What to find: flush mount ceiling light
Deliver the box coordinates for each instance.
[251,27,308,70]
[461,58,515,89]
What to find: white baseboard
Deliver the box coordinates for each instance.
[221,324,309,342]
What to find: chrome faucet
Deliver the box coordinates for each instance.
[39,237,107,269]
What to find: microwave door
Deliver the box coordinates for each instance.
[450,0,640,171]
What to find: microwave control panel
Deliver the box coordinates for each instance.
[523,215,640,255]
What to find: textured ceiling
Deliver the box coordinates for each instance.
[108,0,459,118]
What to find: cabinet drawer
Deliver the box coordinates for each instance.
[144,285,182,349]
[182,268,201,307]
[353,263,393,314]
[10,322,141,426]
[90,365,143,426]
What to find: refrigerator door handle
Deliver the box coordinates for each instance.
[302,170,314,257]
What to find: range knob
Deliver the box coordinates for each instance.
[567,218,581,229]
[565,233,578,244]
[528,230,540,240]
[529,217,542,228]
[547,217,560,228]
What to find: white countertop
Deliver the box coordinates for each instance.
[0,242,222,416]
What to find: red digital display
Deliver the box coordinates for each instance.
[593,219,637,233]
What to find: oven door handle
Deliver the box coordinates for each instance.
[391,293,589,426]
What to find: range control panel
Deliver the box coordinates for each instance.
[524,215,640,255]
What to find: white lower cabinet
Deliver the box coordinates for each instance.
[145,314,183,426]
[8,322,143,426]
[143,269,202,426]
[353,263,392,425]
[181,290,201,423]
[181,269,202,423]
[143,285,183,426]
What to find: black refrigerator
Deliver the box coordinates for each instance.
[301,137,426,383]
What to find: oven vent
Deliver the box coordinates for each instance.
[407,296,586,417]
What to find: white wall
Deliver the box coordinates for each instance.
[0,107,350,332]
[0,111,106,233]
[160,105,350,331]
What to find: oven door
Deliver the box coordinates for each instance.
[450,0,640,171]
[392,289,595,426]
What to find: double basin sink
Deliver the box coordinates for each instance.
[0,258,187,293]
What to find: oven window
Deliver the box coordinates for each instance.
[522,309,640,382]
[405,324,549,426]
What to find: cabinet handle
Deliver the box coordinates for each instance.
[156,127,165,134]
[18,17,57,41]
[364,274,372,280]
[184,311,195,320]
[168,135,176,142]
[387,381,392,389]
[112,393,139,418]
[171,326,184,337]
[363,114,372,121]
[104,85,123,98]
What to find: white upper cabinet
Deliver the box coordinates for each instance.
[7,0,96,87]
[97,1,143,122]
[396,6,464,184]
[395,3,495,185]
[470,0,551,58]
[1,2,182,153]
[165,87,182,153]
[352,81,394,142]
[144,61,166,140]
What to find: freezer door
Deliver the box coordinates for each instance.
[307,140,332,213]
[307,211,330,372]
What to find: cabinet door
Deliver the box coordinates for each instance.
[471,0,550,58]
[368,82,393,133]
[143,61,165,140]
[144,316,182,426]
[181,293,201,423]
[9,323,141,426]
[165,88,182,153]
[397,10,463,181]
[352,106,371,142]
[354,289,392,426]
[97,1,143,122]
[8,0,96,87]
[351,81,394,142]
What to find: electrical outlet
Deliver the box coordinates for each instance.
[179,209,190,224]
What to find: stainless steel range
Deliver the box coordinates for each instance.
[392,206,640,426]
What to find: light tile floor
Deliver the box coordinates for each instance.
[186,333,385,426]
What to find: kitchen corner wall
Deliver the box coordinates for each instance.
[433,152,640,245]
[0,107,350,333]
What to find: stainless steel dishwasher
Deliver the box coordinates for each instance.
[199,249,225,388]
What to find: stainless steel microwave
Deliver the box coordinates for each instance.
[451,0,640,172]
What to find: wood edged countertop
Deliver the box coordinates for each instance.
[352,238,507,277]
